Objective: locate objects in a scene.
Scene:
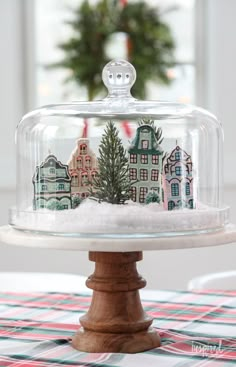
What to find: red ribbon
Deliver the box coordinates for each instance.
[122,120,132,138]
[82,118,88,138]
[120,0,132,139]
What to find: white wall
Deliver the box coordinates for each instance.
[0,0,236,290]
[0,0,25,189]
[197,0,236,185]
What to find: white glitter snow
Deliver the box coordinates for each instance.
[11,200,229,235]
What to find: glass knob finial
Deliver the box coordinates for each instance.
[102,59,136,98]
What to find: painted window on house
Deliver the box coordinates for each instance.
[142,140,149,149]
[58,183,65,190]
[77,157,82,169]
[129,168,137,180]
[186,182,190,195]
[71,176,78,186]
[91,170,97,180]
[171,183,179,196]
[175,166,182,176]
[81,172,88,185]
[141,154,148,164]
[80,144,87,155]
[130,186,136,202]
[130,154,137,163]
[49,167,55,174]
[42,184,47,191]
[151,169,158,181]
[140,169,148,181]
[189,198,194,208]
[139,187,148,203]
[85,156,91,168]
[152,155,159,164]
[37,198,47,208]
[175,151,181,161]
[168,200,175,210]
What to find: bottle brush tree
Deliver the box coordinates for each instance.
[145,191,161,205]
[91,121,132,204]
[72,194,82,209]
[47,201,64,211]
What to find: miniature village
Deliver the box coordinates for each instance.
[32,120,194,213]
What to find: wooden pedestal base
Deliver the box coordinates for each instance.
[72,251,161,353]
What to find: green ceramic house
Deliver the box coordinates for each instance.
[128,125,163,203]
[33,155,72,210]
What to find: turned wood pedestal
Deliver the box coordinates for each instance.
[3,226,236,352]
[72,251,161,353]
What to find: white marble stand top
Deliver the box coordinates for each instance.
[0,225,236,252]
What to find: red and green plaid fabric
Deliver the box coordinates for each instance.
[0,289,236,366]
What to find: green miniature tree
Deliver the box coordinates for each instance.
[91,121,131,204]
[145,191,161,204]
[47,201,64,211]
[72,195,82,209]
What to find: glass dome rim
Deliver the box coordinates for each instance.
[19,100,219,124]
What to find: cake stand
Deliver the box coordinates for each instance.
[1,224,236,353]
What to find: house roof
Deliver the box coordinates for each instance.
[128,124,163,155]
[33,155,71,183]
[166,146,191,163]
[163,146,193,175]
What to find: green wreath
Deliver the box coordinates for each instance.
[54,0,175,100]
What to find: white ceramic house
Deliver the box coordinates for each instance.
[68,138,98,199]
[162,146,194,210]
[33,155,72,210]
[128,124,163,203]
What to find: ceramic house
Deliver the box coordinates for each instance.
[33,155,72,210]
[68,138,98,199]
[163,146,194,210]
[128,124,163,203]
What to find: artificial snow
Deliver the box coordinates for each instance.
[11,200,228,236]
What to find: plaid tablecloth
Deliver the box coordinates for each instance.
[0,289,236,366]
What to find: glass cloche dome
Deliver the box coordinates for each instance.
[10,60,228,238]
